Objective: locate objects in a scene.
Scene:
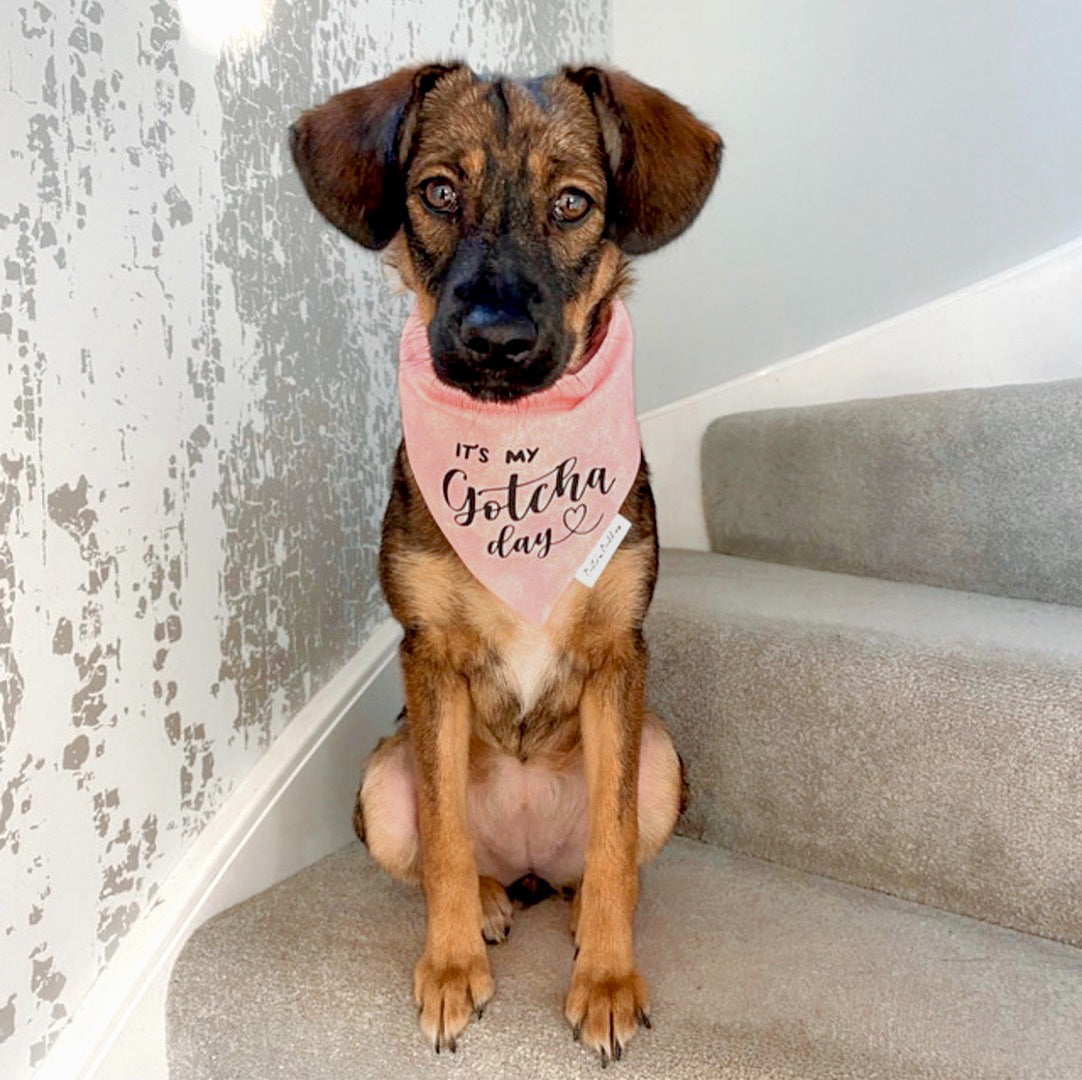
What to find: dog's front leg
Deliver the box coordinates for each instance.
[403,642,493,1052]
[566,641,650,1063]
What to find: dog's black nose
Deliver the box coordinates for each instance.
[459,305,538,363]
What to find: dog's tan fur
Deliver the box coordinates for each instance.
[291,62,720,1063]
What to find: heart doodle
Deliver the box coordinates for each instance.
[562,503,600,535]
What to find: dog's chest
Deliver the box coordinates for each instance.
[497,623,559,718]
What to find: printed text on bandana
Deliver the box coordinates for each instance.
[443,444,616,561]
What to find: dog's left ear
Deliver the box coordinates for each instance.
[564,66,723,255]
[289,63,463,250]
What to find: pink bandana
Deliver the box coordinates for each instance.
[399,301,641,625]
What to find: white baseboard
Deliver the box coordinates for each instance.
[36,620,403,1080]
[639,236,1082,551]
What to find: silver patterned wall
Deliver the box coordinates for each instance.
[0,1,609,1073]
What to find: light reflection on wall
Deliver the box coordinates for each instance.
[178,0,273,53]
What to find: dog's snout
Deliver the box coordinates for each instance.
[429,237,562,399]
[458,305,539,363]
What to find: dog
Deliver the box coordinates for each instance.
[290,62,721,1063]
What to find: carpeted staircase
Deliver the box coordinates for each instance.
[167,378,1082,1079]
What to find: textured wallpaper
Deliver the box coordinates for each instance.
[0,1,609,1073]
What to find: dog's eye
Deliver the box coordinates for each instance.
[420,176,459,215]
[552,188,592,224]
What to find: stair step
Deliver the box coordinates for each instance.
[167,837,1082,1079]
[645,548,1082,947]
[701,376,1082,607]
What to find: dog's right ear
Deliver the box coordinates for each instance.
[289,63,463,250]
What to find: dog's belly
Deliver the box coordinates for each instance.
[468,752,588,888]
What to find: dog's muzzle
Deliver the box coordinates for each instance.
[431,298,561,401]
[428,237,567,401]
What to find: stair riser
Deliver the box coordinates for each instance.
[702,378,1082,608]
[647,612,1082,948]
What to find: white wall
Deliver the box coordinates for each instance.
[0,4,609,1078]
[614,0,1082,412]
[640,238,1082,550]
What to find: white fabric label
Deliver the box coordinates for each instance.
[574,513,632,588]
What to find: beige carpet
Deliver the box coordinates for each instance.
[645,549,1082,948]
[168,837,1082,1079]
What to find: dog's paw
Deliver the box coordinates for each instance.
[564,965,650,1065]
[413,950,494,1053]
[479,876,514,944]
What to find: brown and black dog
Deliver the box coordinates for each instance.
[290,63,721,1063]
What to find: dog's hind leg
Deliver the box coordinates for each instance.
[356,729,421,883]
[357,728,515,945]
[478,875,514,944]
[636,711,685,864]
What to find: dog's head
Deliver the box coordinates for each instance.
[290,64,721,402]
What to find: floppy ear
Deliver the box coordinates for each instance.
[289,63,463,250]
[564,67,723,255]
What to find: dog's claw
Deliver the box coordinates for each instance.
[414,952,493,1054]
[566,968,648,1062]
[639,1009,652,1030]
